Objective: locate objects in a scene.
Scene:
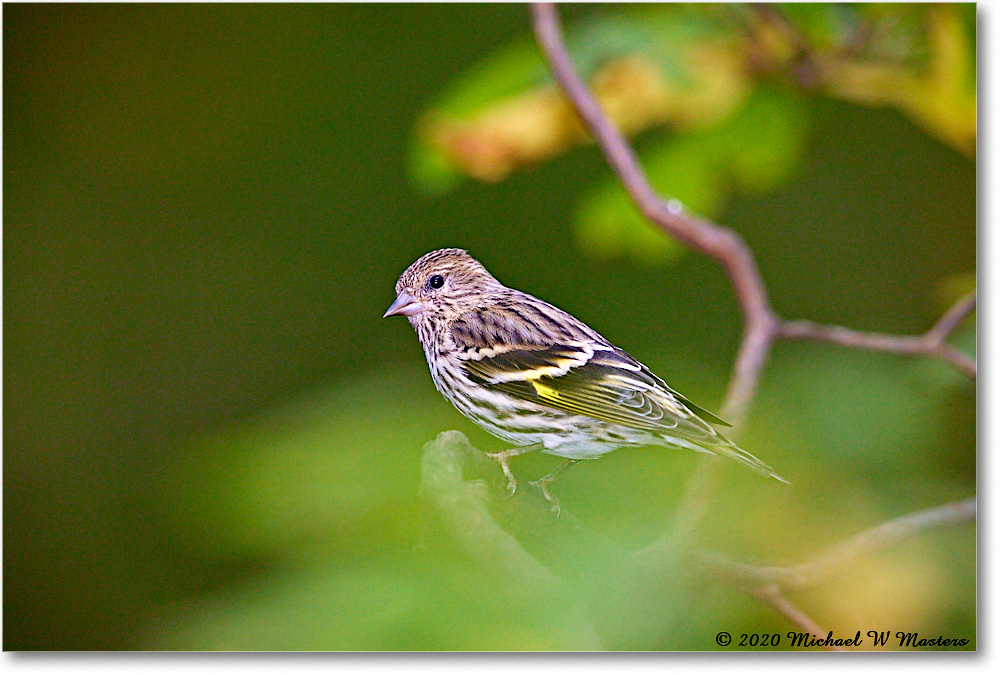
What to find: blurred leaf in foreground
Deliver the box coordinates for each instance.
[148,342,974,649]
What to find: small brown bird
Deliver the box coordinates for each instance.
[385,248,784,499]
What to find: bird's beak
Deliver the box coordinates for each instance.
[383,291,426,318]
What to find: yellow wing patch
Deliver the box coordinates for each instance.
[531,380,560,399]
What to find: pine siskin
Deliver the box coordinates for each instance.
[384,248,785,497]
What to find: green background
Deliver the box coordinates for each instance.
[4,4,975,650]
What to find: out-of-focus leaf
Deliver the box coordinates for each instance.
[866,5,931,61]
[410,7,753,188]
[423,6,741,123]
[408,136,464,195]
[722,88,811,190]
[575,86,809,263]
[409,39,549,192]
[797,4,976,155]
[777,3,852,52]
[431,40,550,121]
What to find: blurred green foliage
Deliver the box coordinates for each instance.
[412,3,975,264]
[4,4,974,650]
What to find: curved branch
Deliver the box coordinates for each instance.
[531,2,778,427]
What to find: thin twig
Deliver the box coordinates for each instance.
[781,291,977,377]
[701,497,977,591]
[701,497,975,650]
[532,2,778,566]
[751,586,847,651]
[926,291,977,342]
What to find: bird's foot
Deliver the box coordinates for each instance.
[484,444,542,497]
[485,450,519,496]
[529,459,579,516]
[529,475,562,516]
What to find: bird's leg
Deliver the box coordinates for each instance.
[529,459,580,514]
[485,444,542,495]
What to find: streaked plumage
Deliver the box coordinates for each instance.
[385,248,784,487]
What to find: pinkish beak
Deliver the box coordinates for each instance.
[383,291,426,318]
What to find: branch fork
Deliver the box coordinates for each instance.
[528,2,975,646]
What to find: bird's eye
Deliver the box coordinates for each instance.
[428,275,445,289]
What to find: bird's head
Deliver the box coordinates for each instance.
[384,248,503,329]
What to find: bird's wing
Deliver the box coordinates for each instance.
[452,315,719,437]
[449,308,788,481]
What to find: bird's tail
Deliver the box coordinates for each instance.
[713,436,789,484]
[665,433,789,484]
